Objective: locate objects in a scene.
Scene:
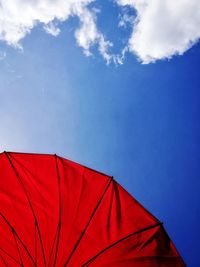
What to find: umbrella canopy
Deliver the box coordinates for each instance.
[0,151,185,267]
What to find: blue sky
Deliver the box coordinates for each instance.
[0,1,200,266]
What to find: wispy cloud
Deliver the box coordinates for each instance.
[44,22,61,37]
[0,51,6,60]
[0,0,200,64]
[74,5,117,64]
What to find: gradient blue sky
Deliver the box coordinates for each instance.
[0,1,200,266]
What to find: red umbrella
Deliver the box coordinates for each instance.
[0,151,185,266]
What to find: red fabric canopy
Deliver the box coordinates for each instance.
[0,152,185,266]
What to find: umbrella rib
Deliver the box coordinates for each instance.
[52,155,62,267]
[12,229,24,267]
[81,222,163,267]
[63,176,113,267]
[34,220,37,266]
[47,155,62,267]
[0,254,9,267]
[0,212,36,266]
[5,152,46,267]
[0,248,21,266]
[47,225,59,267]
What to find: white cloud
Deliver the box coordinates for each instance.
[117,0,200,63]
[0,0,115,63]
[0,0,200,64]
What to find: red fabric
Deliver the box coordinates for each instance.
[0,152,185,267]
